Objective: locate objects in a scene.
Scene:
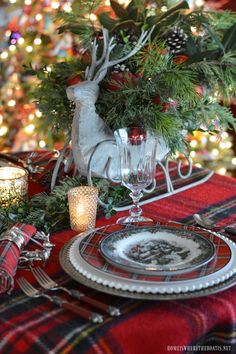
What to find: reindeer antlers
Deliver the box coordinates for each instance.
[85,28,110,81]
[85,26,154,83]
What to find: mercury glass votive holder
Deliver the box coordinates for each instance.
[0,167,28,208]
[68,186,98,232]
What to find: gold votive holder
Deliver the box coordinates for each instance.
[68,186,98,232]
[0,167,28,208]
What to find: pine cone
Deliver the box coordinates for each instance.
[166,27,188,55]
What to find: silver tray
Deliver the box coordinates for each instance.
[59,238,236,300]
[99,226,215,276]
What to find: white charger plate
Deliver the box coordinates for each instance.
[59,239,236,300]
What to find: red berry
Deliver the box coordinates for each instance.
[151,95,161,105]
[66,75,82,86]
[107,72,141,91]
[173,55,189,64]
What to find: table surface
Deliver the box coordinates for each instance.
[0,162,236,354]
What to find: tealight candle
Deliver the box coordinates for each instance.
[0,167,28,208]
[68,186,98,232]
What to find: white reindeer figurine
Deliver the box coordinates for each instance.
[51,28,169,189]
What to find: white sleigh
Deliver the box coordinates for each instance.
[51,28,213,209]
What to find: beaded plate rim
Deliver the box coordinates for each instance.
[59,236,236,300]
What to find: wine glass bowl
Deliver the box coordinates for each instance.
[114,127,158,224]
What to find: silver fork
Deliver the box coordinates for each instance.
[31,267,120,316]
[17,277,103,323]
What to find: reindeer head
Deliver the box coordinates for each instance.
[66,81,99,104]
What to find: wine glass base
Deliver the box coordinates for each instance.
[116,215,153,224]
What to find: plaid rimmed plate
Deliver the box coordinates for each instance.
[61,221,236,296]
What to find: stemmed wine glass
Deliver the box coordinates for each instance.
[114,127,158,223]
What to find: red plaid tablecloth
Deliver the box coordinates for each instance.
[0,163,235,354]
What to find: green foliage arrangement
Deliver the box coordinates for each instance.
[0,176,129,233]
[31,0,236,152]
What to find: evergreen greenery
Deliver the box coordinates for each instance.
[26,60,85,140]
[31,0,236,152]
[0,176,128,233]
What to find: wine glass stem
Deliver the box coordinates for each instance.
[129,191,143,218]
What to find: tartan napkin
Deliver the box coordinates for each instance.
[0,224,36,294]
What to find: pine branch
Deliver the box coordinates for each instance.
[180,100,236,132]
[206,11,236,32]
[189,55,236,102]
[0,175,130,233]
[56,1,103,46]
[31,60,85,138]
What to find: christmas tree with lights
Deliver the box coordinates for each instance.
[0,0,76,151]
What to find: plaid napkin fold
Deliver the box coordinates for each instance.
[0,224,37,294]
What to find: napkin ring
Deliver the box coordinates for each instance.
[18,231,54,269]
[0,228,26,251]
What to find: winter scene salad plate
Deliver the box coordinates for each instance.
[99,226,216,276]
